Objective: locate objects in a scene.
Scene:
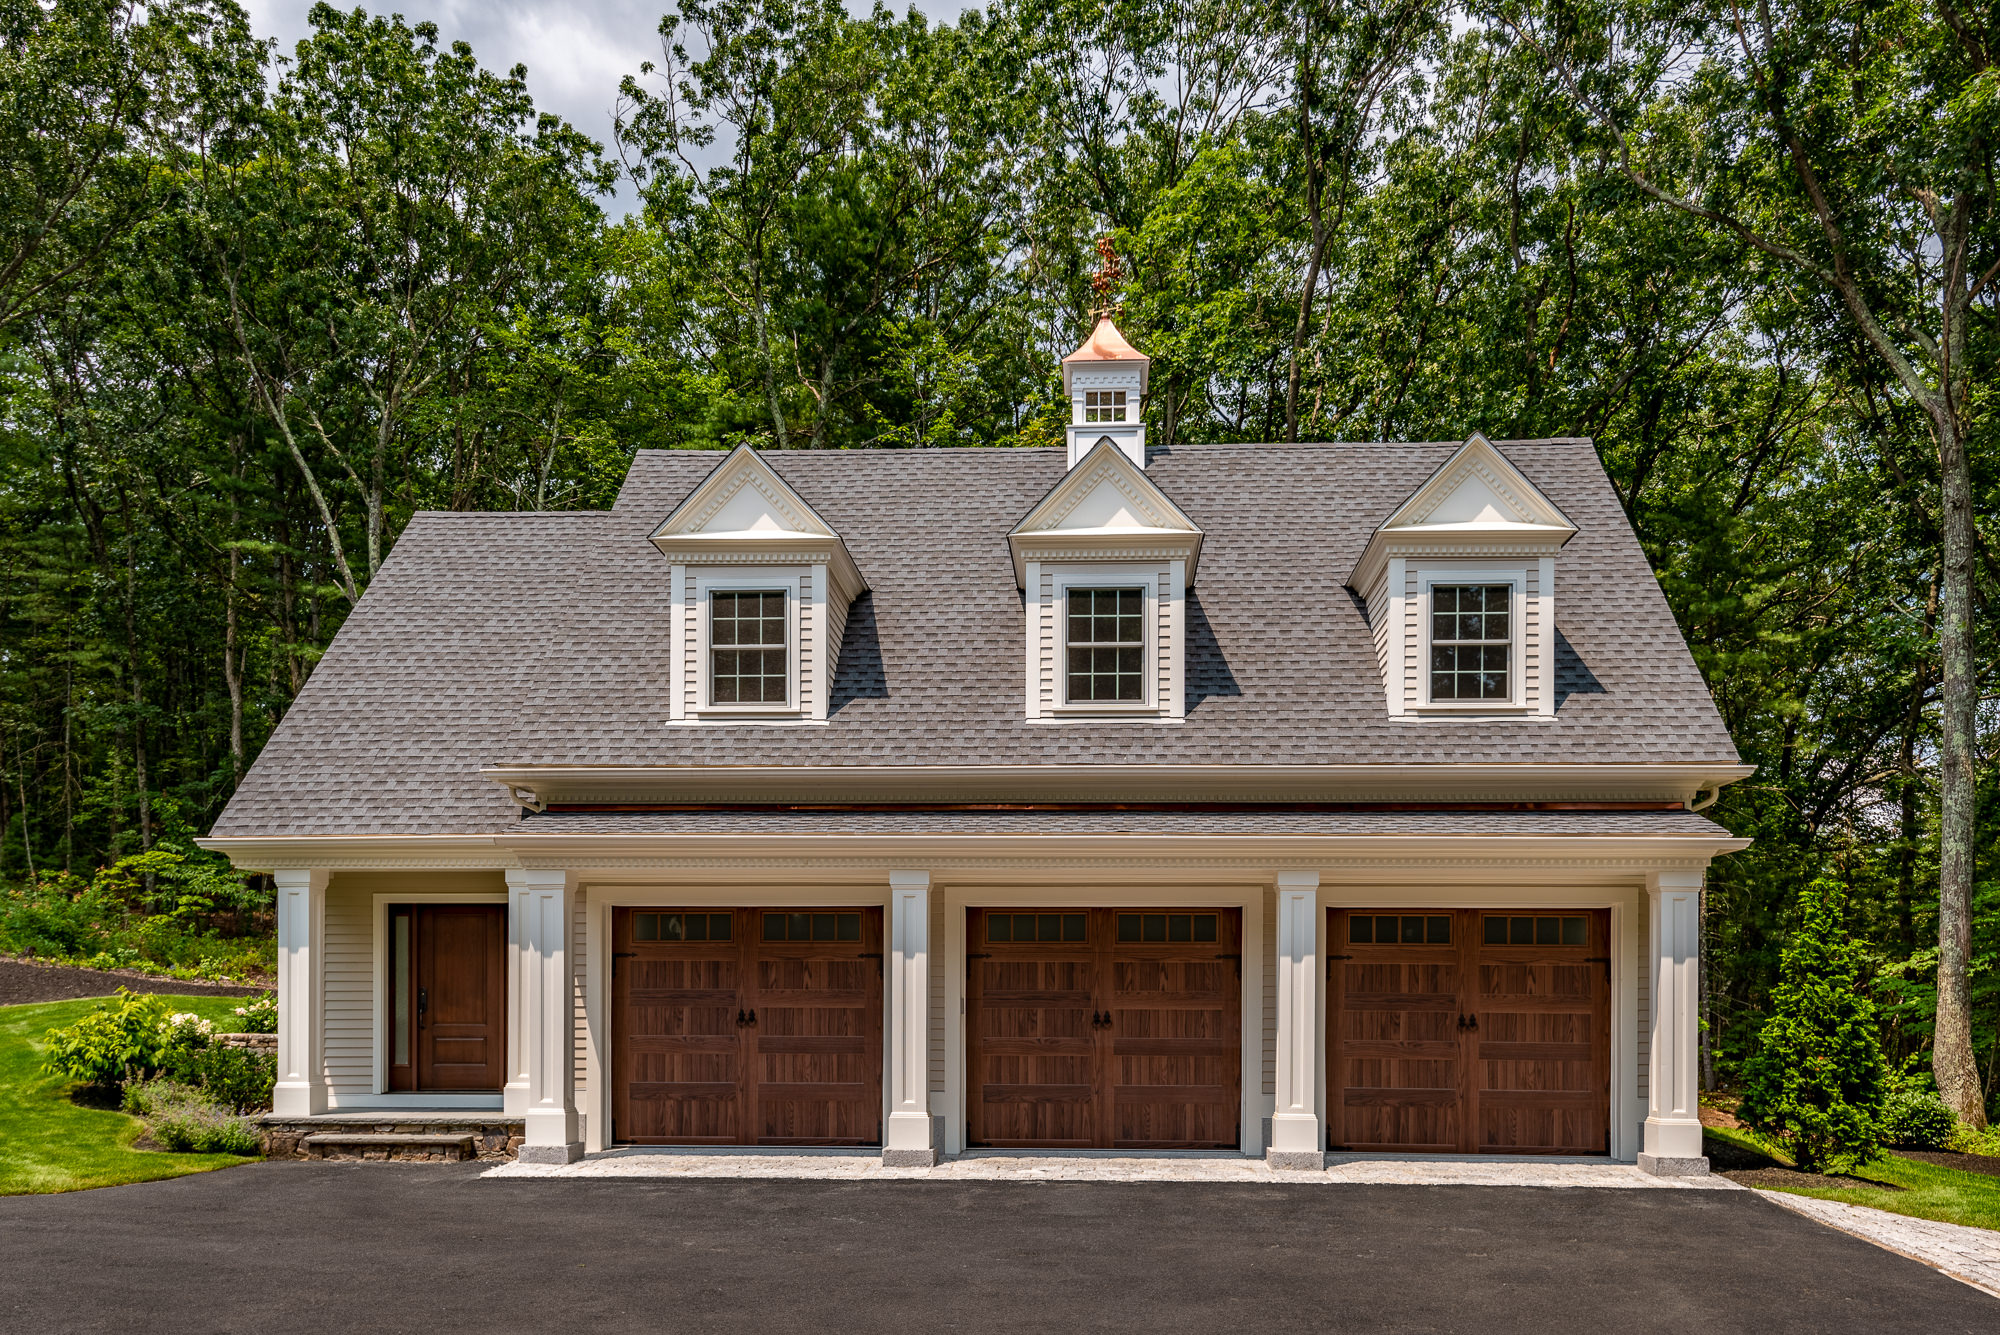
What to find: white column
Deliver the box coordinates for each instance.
[272,868,329,1117]
[1269,870,1323,1169]
[884,870,936,1165]
[503,891,528,1116]
[509,868,581,1164]
[1641,869,1709,1175]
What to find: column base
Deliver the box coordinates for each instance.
[1265,1149,1326,1171]
[882,1147,938,1167]
[882,1112,939,1166]
[517,1142,584,1165]
[1636,1153,1710,1177]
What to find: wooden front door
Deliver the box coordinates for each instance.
[968,908,1241,1150]
[1328,908,1610,1155]
[386,903,507,1092]
[611,907,883,1146]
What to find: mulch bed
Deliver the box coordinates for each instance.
[1722,1166,1904,1193]
[0,956,270,1007]
[1893,1149,2000,1179]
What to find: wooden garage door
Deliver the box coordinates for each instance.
[968,908,1240,1150]
[612,907,882,1146]
[1329,909,1609,1155]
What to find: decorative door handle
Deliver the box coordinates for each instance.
[736,1009,747,1027]
[417,988,428,1029]
[745,1009,757,1026]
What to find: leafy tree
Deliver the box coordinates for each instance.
[1739,878,1890,1172]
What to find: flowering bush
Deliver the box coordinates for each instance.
[231,995,278,1034]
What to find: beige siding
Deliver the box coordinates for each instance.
[324,878,373,1095]
[1260,887,1276,1099]
[1400,562,1422,703]
[1635,886,1651,1110]
[1036,567,1057,714]
[1364,565,1393,699]
[928,889,946,1099]
[573,886,590,1096]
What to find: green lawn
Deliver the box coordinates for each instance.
[1707,1124,2000,1232]
[0,995,259,1195]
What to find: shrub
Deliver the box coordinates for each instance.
[1884,1090,1958,1150]
[126,1081,262,1155]
[231,995,278,1034]
[39,991,177,1089]
[1738,878,1888,1173]
[163,1042,277,1114]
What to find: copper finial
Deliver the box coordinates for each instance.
[1091,236,1124,316]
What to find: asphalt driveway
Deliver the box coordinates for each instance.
[1,1162,1993,1333]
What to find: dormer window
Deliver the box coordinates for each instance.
[1429,584,1511,702]
[1083,390,1128,423]
[710,590,788,705]
[1067,587,1145,703]
[650,445,867,724]
[1348,434,1576,718]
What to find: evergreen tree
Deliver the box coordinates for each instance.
[1739,879,1890,1172]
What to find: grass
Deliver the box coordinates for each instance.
[1708,1123,2000,1232]
[0,994,259,1195]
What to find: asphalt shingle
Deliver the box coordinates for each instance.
[209,440,1739,839]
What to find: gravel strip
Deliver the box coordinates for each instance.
[485,1151,1745,1187]
[0,956,269,1006]
[1756,1189,2000,1300]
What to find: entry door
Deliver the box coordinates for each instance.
[611,907,883,1146]
[1328,908,1610,1155]
[386,904,507,1092]
[968,907,1241,1150]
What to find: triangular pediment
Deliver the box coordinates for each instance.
[1383,433,1575,533]
[1012,438,1199,538]
[653,444,836,539]
[1008,438,1202,586]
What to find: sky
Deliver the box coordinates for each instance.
[240,1,977,212]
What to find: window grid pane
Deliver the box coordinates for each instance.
[711,591,787,704]
[1083,390,1128,423]
[1430,584,1511,700]
[1066,587,1145,703]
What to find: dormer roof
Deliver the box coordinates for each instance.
[1007,436,1201,587]
[650,444,867,599]
[1348,433,1577,589]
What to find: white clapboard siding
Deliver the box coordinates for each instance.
[323,880,373,1095]
[1634,885,1651,1112]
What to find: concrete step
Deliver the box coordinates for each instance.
[302,1133,477,1163]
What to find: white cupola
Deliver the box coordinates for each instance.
[1062,317,1149,470]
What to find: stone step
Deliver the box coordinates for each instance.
[302,1133,477,1163]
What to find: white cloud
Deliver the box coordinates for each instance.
[239,1,981,214]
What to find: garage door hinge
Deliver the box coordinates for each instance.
[1586,955,1611,981]
[1215,953,1240,978]
[1327,954,1351,979]
[966,951,990,977]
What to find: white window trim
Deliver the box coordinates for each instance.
[693,568,805,718]
[1413,567,1532,714]
[1050,566,1161,716]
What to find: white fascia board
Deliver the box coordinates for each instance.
[1347,526,1573,594]
[1007,530,1201,588]
[195,829,1753,872]
[478,762,1758,807]
[652,533,867,601]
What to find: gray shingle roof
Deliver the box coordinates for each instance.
[209,440,1739,839]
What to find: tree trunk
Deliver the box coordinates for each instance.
[1930,406,1984,1127]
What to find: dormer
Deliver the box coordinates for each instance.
[651,445,866,723]
[1010,438,1202,721]
[1348,434,1577,718]
[1062,317,1149,469]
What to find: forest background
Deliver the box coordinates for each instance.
[0,0,1994,1118]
